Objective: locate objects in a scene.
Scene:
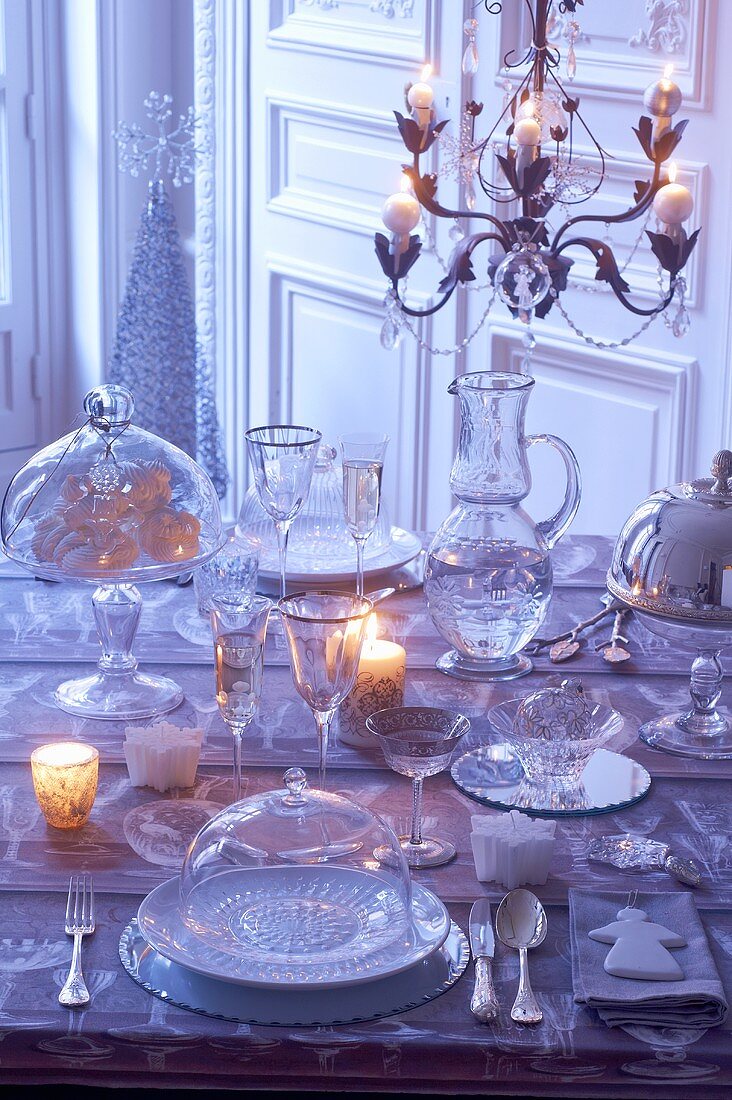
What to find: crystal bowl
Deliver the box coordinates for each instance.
[487,697,624,787]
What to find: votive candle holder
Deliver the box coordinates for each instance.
[31,743,99,829]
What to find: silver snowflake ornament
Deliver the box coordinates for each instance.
[114,91,205,188]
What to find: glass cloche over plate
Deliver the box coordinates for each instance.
[137,768,451,988]
[607,448,732,759]
[0,385,223,719]
[236,443,420,581]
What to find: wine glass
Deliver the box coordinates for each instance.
[339,432,389,597]
[278,592,372,786]
[245,425,322,599]
[366,707,470,868]
[210,594,272,803]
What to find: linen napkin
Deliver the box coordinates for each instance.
[569,889,728,1029]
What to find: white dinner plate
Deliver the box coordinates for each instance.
[256,527,422,585]
[138,869,450,990]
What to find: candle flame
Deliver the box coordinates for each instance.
[421,63,432,81]
[668,161,678,184]
[663,63,674,80]
[400,172,412,193]
[366,613,378,650]
[517,97,535,120]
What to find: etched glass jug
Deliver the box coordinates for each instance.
[425,372,581,681]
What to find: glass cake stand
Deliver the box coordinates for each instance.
[0,385,223,719]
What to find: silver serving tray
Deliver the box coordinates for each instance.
[119,918,469,1027]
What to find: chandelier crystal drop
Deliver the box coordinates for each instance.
[375,0,700,355]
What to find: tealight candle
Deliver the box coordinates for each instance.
[340,615,406,747]
[653,163,693,234]
[31,743,99,829]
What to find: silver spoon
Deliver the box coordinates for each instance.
[496,889,547,1024]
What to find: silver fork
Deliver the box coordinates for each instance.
[59,874,95,1007]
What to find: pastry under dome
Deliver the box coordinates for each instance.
[1,385,223,582]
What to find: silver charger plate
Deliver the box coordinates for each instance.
[139,872,451,989]
[451,744,652,817]
[119,918,469,1027]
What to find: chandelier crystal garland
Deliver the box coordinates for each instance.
[375,0,699,359]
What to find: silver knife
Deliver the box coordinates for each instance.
[469,898,499,1023]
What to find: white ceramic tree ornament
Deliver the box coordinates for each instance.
[589,905,686,981]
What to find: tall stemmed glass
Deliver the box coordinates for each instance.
[278,592,372,787]
[245,426,322,599]
[366,707,471,868]
[210,594,272,803]
[339,433,389,597]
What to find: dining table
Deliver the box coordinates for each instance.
[0,532,731,1097]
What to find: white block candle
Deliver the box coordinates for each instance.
[339,614,406,747]
[124,722,204,793]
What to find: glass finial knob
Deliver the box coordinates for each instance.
[283,767,308,805]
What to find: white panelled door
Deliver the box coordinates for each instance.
[246,1,730,537]
[248,1,469,532]
[468,0,729,536]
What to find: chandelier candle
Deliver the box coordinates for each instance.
[513,116,541,187]
[339,615,406,747]
[644,64,683,141]
[653,163,694,241]
[407,64,434,134]
[382,179,420,267]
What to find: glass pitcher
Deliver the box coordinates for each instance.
[424,371,581,681]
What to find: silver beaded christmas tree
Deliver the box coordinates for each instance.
[111,92,228,498]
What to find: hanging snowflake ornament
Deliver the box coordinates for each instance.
[113,92,206,188]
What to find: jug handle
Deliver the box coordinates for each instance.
[526,433,582,549]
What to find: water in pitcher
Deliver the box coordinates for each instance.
[424,543,552,660]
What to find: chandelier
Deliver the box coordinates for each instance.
[375,0,699,360]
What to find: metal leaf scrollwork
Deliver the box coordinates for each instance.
[647,226,699,276]
[394,112,448,156]
[629,0,689,54]
[374,232,422,283]
[437,243,476,296]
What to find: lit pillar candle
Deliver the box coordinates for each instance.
[339,615,406,747]
[653,163,693,241]
[513,116,541,187]
[407,64,434,134]
[381,174,421,270]
[31,743,99,829]
[643,64,682,141]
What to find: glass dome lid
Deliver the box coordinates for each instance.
[236,443,392,573]
[1,385,224,583]
[138,768,451,987]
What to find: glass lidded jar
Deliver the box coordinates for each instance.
[137,768,453,988]
[2,384,223,582]
[0,384,224,720]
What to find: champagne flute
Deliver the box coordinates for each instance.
[210,595,272,803]
[245,425,322,599]
[278,592,372,787]
[339,433,389,597]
